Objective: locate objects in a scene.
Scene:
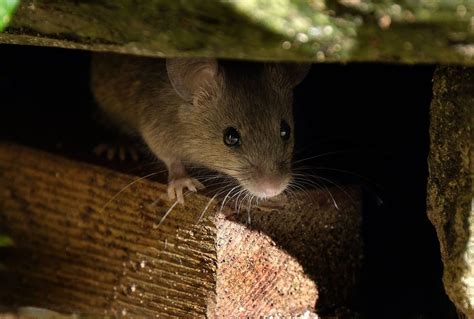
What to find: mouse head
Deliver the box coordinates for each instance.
[167,58,309,199]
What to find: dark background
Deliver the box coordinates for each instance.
[0,44,457,318]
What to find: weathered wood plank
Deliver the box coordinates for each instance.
[427,66,474,318]
[1,0,473,64]
[0,143,218,318]
[0,143,362,317]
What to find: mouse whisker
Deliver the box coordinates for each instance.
[198,176,225,185]
[291,175,330,197]
[246,192,253,210]
[297,172,355,206]
[310,176,355,207]
[237,191,250,218]
[233,189,248,212]
[229,188,246,212]
[201,177,238,193]
[292,149,356,165]
[99,171,162,214]
[245,197,253,225]
[293,142,340,156]
[293,166,379,188]
[157,200,180,226]
[203,180,233,188]
[245,194,258,221]
[156,191,195,226]
[292,176,342,210]
[291,165,321,173]
[201,164,243,174]
[293,178,337,209]
[247,194,255,223]
[286,182,313,202]
[240,192,250,214]
[210,182,237,196]
[196,192,219,224]
[219,185,241,213]
[283,187,298,202]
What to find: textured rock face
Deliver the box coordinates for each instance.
[428,66,474,317]
[0,0,473,64]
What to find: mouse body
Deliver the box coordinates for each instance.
[91,53,309,204]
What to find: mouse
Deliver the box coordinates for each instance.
[90,53,309,204]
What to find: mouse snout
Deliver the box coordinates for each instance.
[246,175,289,198]
[258,177,286,197]
[240,162,292,198]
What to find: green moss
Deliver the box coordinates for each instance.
[3,0,473,64]
[0,0,18,32]
[0,234,13,247]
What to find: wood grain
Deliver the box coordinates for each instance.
[0,142,362,317]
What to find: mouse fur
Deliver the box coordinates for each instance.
[91,53,309,203]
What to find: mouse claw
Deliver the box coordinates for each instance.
[93,143,140,162]
[167,177,204,205]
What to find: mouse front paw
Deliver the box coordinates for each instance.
[167,177,204,204]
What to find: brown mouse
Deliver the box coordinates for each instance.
[90,53,309,204]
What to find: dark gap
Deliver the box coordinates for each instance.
[294,63,457,318]
[0,44,457,318]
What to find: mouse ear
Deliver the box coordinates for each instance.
[166,58,218,102]
[265,63,311,88]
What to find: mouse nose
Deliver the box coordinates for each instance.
[253,176,288,198]
[259,181,282,197]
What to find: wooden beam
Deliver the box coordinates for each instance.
[0,143,362,317]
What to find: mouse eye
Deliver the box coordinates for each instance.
[223,127,241,147]
[280,120,291,141]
